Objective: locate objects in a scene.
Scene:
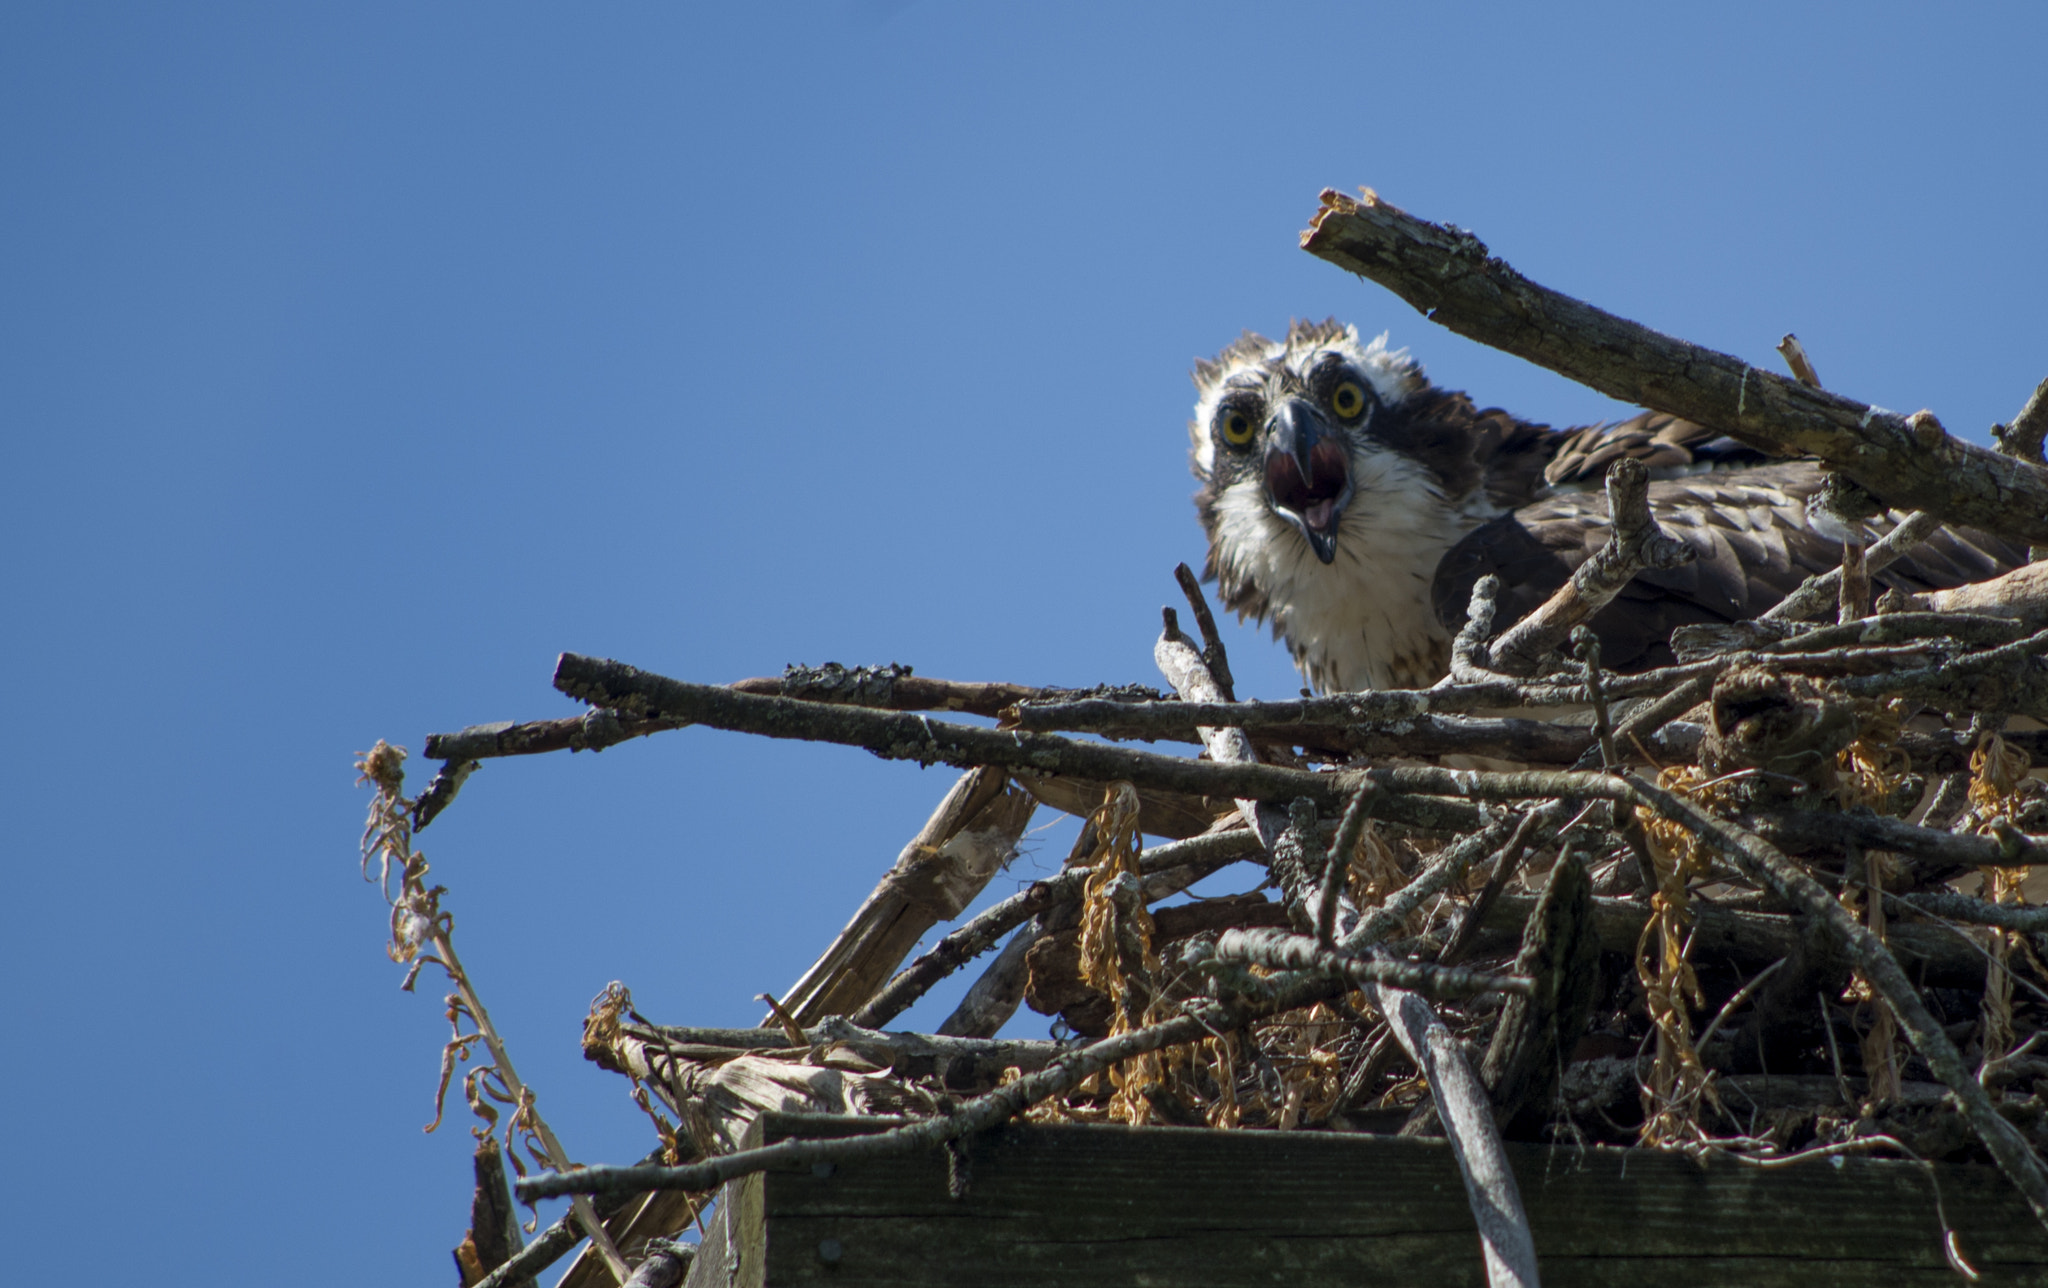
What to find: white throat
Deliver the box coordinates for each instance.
[1211,446,1497,692]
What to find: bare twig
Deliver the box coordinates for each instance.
[1174,562,1237,703]
[422,670,1165,769]
[1345,814,1529,950]
[1693,958,1788,1054]
[1748,809,2048,871]
[1890,890,2048,935]
[1763,510,1944,623]
[1993,376,2048,468]
[1438,807,1550,967]
[1832,624,2048,717]
[1316,785,1376,948]
[1487,459,1695,677]
[1777,334,1822,389]
[1573,627,1616,770]
[848,877,1076,1030]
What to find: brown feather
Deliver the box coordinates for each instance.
[1433,461,2025,670]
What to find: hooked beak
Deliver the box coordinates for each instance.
[1263,398,1353,564]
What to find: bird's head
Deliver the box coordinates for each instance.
[1189,320,1425,564]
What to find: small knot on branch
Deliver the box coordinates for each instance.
[1907,409,1948,451]
[1807,473,1885,541]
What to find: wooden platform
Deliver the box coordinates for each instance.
[677,1113,2048,1286]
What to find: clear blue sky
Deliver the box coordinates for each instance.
[4,4,2043,1282]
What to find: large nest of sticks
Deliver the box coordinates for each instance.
[379,191,2048,1288]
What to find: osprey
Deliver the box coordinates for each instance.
[1189,320,2019,693]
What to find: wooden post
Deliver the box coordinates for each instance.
[681,1114,2048,1287]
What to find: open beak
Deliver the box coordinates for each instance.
[1263,398,1353,564]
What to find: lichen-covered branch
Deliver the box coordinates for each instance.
[1300,188,2048,547]
[1209,926,1533,1000]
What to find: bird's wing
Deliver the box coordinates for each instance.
[1541,413,1778,490]
[1431,461,2024,671]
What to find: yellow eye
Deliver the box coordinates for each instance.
[1219,408,1256,446]
[1331,381,1367,419]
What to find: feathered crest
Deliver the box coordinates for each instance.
[1190,319,1424,409]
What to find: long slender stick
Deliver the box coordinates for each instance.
[1316,785,1376,948]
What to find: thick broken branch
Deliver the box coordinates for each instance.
[1481,853,1599,1127]
[1300,188,2048,547]
[619,1242,693,1288]
[455,1135,528,1288]
[935,923,1038,1038]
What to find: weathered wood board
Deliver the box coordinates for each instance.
[678,1113,2048,1286]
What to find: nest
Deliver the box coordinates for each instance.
[385,538,2048,1286]
[358,190,2048,1288]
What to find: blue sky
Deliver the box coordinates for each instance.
[4,4,2044,1282]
